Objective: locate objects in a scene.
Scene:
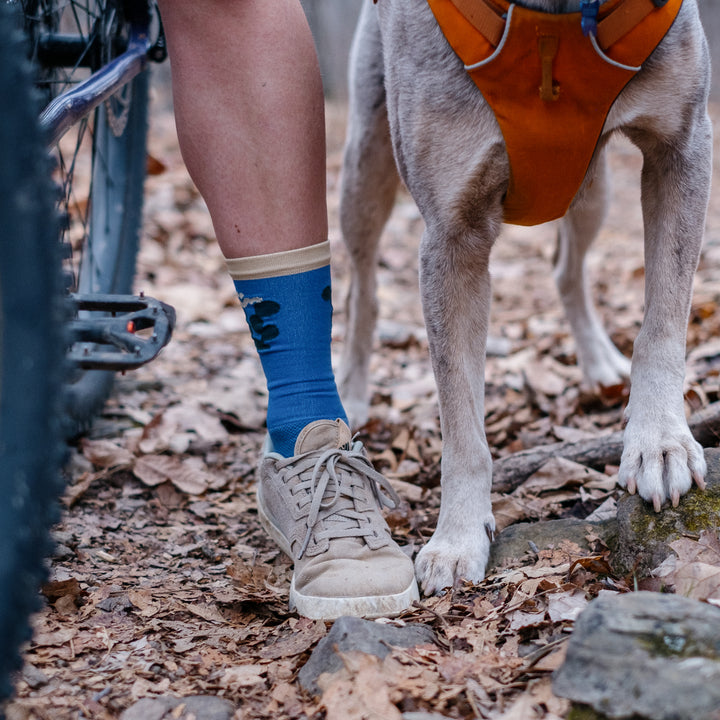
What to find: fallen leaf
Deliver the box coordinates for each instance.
[80,438,134,469]
[317,652,404,720]
[547,591,588,623]
[258,618,326,659]
[133,454,224,494]
[220,665,266,690]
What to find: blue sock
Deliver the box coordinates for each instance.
[228,242,348,457]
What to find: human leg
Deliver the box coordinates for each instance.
[157,0,345,455]
[157,0,327,258]
[156,0,418,616]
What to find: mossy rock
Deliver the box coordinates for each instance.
[568,706,608,720]
[553,591,720,720]
[611,448,720,577]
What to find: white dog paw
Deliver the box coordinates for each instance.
[581,342,631,391]
[415,522,494,596]
[618,422,706,510]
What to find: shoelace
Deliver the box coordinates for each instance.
[275,443,401,559]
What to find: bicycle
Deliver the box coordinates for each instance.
[0,0,174,709]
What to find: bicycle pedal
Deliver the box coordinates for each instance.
[67,293,175,370]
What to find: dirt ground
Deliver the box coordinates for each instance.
[6,78,720,719]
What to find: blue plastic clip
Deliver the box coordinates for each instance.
[580,0,600,37]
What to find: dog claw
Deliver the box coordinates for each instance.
[652,494,663,513]
[671,489,680,507]
[626,477,637,495]
[695,473,707,491]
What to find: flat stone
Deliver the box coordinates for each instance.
[553,591,720,720]
[119,695,235,720]
[612,448,720,577]
[487,517,617,572]
[298,615,437,695]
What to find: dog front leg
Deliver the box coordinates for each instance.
[415,228,496,594]
[618,116,712,509]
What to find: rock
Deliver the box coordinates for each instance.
[298,615,437,695]
[553,591,720,720]
[487,517,617,572]
[565,708,609,720]
[119,695,235,720]
[612,448,720,577]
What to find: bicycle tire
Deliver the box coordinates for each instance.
[22,0,150,432]
[0,3,65,708]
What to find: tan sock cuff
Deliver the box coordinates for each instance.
[225,240,331,281]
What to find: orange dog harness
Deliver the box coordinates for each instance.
[426,0,683,225]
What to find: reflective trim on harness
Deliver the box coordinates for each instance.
[427,0,683,225]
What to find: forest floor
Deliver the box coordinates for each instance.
[7,77,720,720]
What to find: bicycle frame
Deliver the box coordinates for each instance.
[40,17,151,145]
[12,0,166,146]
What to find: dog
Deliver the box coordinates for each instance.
[337,0,713,595]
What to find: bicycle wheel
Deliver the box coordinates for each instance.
[22,0,150,431]
[0,3,65,706]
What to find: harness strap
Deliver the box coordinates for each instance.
[597,0,665,47]
[451,0,665,50]
[450,0,505,46]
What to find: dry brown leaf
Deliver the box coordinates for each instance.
[547,590,589,623]
[40,578,84,604]
[258,618,326,660]
[132,454,222,494]
[146,153,167,176]
[508,607,547,631]
[651,531,720,602]
[220,665,266,690]
[133,454,175,487]
[127,589,161,618]
[568,554,614,576]
[138,402,228,454]
[317,652,404,720]
[514,457,613,497]
[80,438,134,469]
[177,602,226,624]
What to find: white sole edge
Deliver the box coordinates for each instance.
[290,576,420,620]
[257,486,420,620]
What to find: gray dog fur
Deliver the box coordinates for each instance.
[337,0,713,595]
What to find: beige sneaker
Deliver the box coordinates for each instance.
[256,419,419,619]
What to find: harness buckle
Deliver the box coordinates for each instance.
[580,0,600,37]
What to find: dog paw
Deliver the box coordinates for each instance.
[618,420,706,510]
[581,341,631,391]
[415,521,494,595]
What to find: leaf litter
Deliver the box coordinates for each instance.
[7,90,720,719]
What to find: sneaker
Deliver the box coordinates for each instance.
[256,419,419,619]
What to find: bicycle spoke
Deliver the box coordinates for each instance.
[20,0,135,293]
